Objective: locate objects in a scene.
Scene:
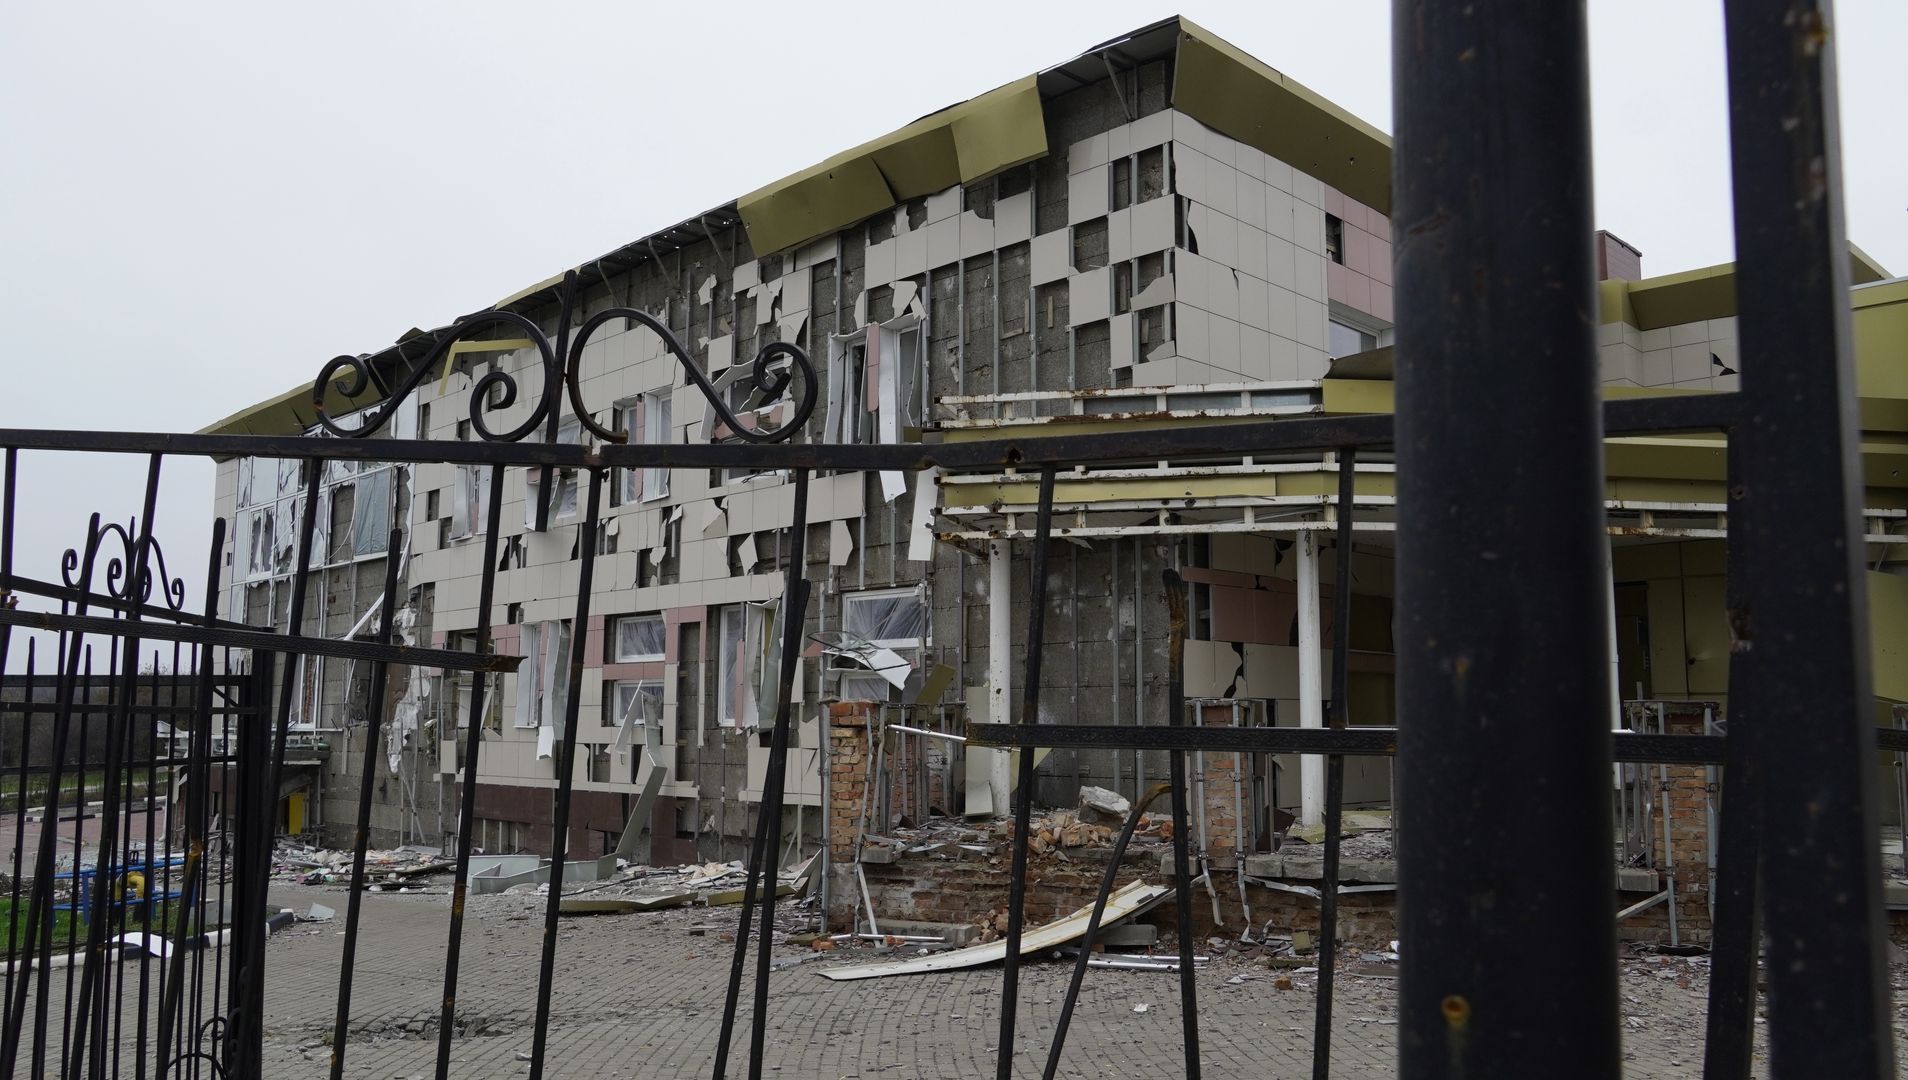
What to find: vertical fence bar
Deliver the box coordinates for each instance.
[1312,449,1357,1080]
[710,472,810,1077]
[995,465,1056,1080]
[222,651,276,1077]
[1718,2,1893,1074]
[224,460,321,1075]
[328,531,404,1079]
[1161,569,1201,1080]
[158,519,227,1079]
[74,456,164,1080]
[2,516,105,1080]
[526,466,604,1080]
[1391,3,1617,1077]
[743,470,811,1080]
[435,462,508,1080]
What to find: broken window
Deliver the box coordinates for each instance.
[836,671,898,703]
[842,586,928,649]
[1326,214,1345,265]
[244,504,275,580]
[523,418,583,528]
[642,393,671,500]
[237,457,281,510]
[1328,318,1377,359]
[613,395,671,506]
[716,603,771,728]
[822,337,875,444]
[824,319,919,501]
[610,678,663,760]
[516,620,573,759]
[352,468,393,556]
[612,679,663,726]
[613,614,666,662]
[612,398,641,507]
[449,465,488,540]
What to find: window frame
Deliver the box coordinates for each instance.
[840,585,929,650]
[612,613,667,663]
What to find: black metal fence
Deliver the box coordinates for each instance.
[0,2,1897,1078]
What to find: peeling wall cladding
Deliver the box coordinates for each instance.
[209,58,1407,858]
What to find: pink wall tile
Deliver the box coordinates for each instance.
[1327,260,1351,306]
[1344,227,1373,276]
[602,661,666,681]
[1322,185,1345,218]
[1369,235,1393,287]
[1343,273,1372,316]
[1369,282,1393,323]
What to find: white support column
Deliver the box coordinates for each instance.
[1604,538,1622,728]
[988,539,1013,814]
[1296,529,1324,828]
[1606,537,1626,794]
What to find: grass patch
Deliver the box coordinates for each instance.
[0,894,214,958]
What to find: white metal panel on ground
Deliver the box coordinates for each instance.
[817,880,1170,981]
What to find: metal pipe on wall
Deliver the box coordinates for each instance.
[1391,4,1617,1076]
[1295,531,1323,827]
[987,539,1012,813]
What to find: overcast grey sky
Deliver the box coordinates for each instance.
[1,1,1902,666]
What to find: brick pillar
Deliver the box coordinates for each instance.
[826,701,880,928]
[1656,710,1715,942]
[826,702,876,861]
[1197,703,1246,928]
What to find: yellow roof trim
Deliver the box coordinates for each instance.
[1171,19,1392,213]
[736,75,1047,257]
[197,375,380,439]
[1603,250,1895,331]
[1850,243,1890,285]
[495,272,565,311]
[1625,263,1737,330]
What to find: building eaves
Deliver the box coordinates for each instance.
[200,17,1395,437]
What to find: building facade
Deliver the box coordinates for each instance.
[203,18,1908,882]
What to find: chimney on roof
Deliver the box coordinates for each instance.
[1595,230,1643,281]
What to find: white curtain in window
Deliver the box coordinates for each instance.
[353,469,393,555]
[842,588,927,647]
[451,465,487,538]
[615,615,666,661]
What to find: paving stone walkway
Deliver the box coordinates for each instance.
[249,884,1903,1079]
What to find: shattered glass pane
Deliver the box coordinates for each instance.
[842,588,928,647]
[614,615,666,661]
[613,680,663,725]
[451,465,486,539]
[352,469,392,556]
[837,672,895,702]
[245,506,275,579]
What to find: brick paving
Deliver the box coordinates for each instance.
[245,884,1904,1079]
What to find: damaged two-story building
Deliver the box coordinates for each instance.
[201,16,1908,938]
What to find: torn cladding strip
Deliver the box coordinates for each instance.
[821,641,913,691]
[906,468,938,564]
[830,520,855,567]
[817,881,1170,981]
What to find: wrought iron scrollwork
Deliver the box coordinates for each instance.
[60,515,187,612]
[311,272,815,446]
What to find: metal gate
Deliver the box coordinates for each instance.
[0,2,1898,1078]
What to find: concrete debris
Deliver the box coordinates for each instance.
[272,842,451,886]
[1078,785,1131,825]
